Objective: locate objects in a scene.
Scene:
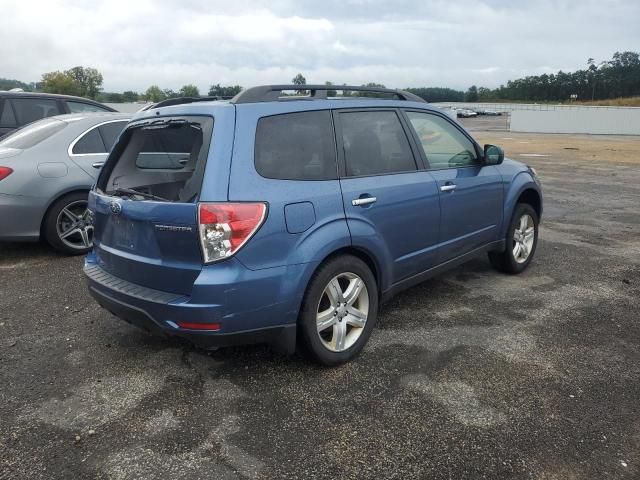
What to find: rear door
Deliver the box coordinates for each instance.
[91,113,220,295]
[403,110,503,261]
[335,109,441,284]
[69,120,128,178]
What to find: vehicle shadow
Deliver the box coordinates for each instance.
[0,241,65,263]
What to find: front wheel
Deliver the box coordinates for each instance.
[489,203,539,274]
[298,255,378,366]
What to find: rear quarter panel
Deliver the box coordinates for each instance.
[228,102,351,271]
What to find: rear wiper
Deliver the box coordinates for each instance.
[112,187,168,202]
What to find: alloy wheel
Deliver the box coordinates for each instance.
[316,272,369,352]
[513,213,535,263]
[56,200,93,250]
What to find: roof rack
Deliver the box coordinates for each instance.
[151,96,231,109]
[230,85,426,104]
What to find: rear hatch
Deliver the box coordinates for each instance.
[91,115,214,295]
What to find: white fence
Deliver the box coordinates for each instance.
[510,108,640,135]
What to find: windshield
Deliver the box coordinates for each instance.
[0,118,66,149]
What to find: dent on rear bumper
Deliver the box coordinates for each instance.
[84,253,313,346]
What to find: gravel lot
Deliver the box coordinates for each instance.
[1,125,639,479]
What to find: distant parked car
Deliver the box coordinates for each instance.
[483,109,502,116]
[0,112,129,253]
[0,91,116,137]
[456,109,478,118]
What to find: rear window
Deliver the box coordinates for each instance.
[339,110,416,177]
[0,100,17,127]
[67,101,110,113]
[98,121,127,151]
[102,116,213,203]
[73,128,106,154]
[10,98,61,125]
[0,118,66,149]
[135,124,200,169]
[255,110,337,180]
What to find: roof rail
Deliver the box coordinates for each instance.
[151,96,231,109]
[230,85,426,104]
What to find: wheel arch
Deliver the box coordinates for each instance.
[517,188,542,219]
[310,246,384,298]
[39,187,91,236]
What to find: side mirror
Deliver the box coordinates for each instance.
[484,144,504,165]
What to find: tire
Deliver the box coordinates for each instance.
[489,203,539,274]
[298,255,379,366]
[43,191,93,255]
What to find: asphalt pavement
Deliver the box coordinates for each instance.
[1,129,638,479]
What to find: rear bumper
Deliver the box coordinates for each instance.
[0,193,46,241]
[84,258,308,353]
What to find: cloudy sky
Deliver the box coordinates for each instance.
[1,0,638,93]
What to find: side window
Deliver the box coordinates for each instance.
[10,98,61,125]
[405,111,478,169]
[255,110,337,180]
[98,121,127,151]
[72,128,106,154]
[67,101,110,113]
[0,100,17,127]
[136,123,200,169]
[339,110,416,177]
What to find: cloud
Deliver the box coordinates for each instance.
[0,0,638,92]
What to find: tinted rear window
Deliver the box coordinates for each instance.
[255,110,337,180]
[98,121,127,151]
[0,118,66,149]
[0,100,17,127]
[10,98,61,125]
[72,128,106,154]
[339,110,416,177]
[135,123,201,169]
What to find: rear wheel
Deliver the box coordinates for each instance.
[298,255,378,366]
[43,192,93,255]
[489,203,538,274]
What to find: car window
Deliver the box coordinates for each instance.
[72,128,106,154]
[135,122,202,169]
[255,110,337,180]
[339,110,416,177]
[405,111,478,169]
[0,118,66,149]
[98,121,127,151]
[67,101,110,113]
[0,100,17,127]
[10,98,61,125]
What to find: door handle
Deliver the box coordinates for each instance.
[92,162,105,169]
[352,196,377,206]
[440,183,457,192]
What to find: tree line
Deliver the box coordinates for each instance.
[2,51,638,104]
[467,51,640,102]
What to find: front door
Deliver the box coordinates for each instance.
[403,110,503,262]
[335,109,441,285]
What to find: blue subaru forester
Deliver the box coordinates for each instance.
[85,85,542,365]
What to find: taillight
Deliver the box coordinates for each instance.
[198,202,267,263]
[0,167,13,181]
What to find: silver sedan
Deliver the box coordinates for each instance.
[0,112,130,254]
